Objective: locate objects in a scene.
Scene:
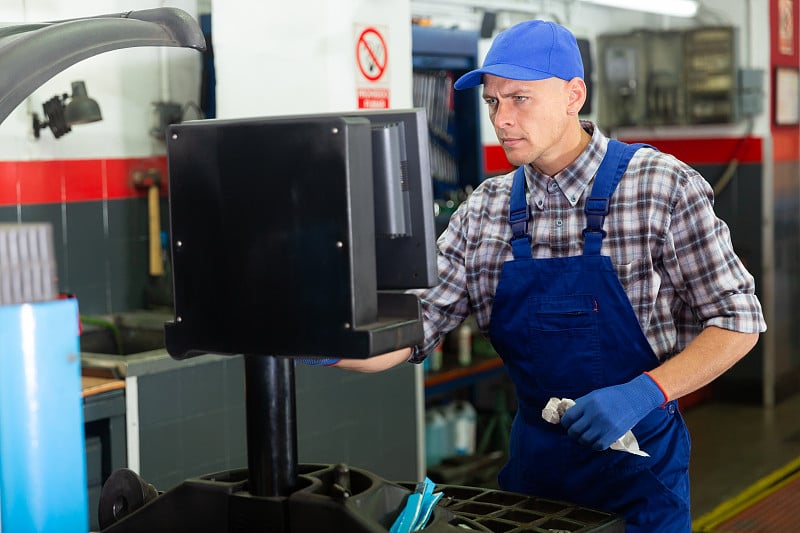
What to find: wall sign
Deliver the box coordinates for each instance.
[779,0,795,55]
[355,24,390,109]
[775,67,799,125]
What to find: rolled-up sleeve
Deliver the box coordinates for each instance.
[663,167,766,334]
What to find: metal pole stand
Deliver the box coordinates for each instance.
[244,355,298,497]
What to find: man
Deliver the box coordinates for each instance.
[326,19,765,532]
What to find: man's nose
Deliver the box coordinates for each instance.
[493,101,513,128]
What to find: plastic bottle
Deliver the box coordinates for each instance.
[440,402,459,459]
[425,408,448,468]
[457,323,472,366]
[429,339,444,372]
[453,401,477,455]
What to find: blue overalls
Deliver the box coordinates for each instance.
[488,140,691,532]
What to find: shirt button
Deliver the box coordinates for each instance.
[668,403,676,414]
[536,199,544,208]
[570,195,577,203]
[555,219,563,227]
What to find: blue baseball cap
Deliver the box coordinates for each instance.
[454,20,584,90]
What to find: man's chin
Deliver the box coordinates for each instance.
[503,151,528,168]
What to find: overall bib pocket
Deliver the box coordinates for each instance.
[527,294,603,395]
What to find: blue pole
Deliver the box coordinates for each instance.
[0,298,88,533]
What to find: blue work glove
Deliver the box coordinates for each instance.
[296,357,340,366]
[560,373,667,451]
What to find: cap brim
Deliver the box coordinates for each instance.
[454,64,555,90]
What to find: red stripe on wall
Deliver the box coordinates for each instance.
[619,137,763,165]
[773,129,800,161]
[63,159,101,203]
[0,161,18,205]
[483,145,514,176]
[483,137,764,176]
[19,160,65,205]
[0,157,168,207]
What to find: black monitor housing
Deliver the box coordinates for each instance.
[164,108,437,360]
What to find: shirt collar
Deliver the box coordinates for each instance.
[525,121,607,209]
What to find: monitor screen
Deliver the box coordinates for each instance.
[346,108,437,290]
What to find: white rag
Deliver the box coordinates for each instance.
[541,397,650,457]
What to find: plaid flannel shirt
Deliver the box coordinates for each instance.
[410,122,766,363]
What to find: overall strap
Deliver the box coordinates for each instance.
[509,165,531,259]
[583,140,653,256]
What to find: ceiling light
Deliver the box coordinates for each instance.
[580,0,698,18]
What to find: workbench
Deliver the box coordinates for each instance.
[82,375,127,532]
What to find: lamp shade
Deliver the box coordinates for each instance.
[64,81,102,125]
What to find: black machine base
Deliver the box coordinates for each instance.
[98,463,625,533]
[95,357,625,532]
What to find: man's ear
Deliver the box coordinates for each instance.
[566,78,587,116]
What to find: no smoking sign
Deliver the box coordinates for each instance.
[355,24,390,108]
[356,27,387,81]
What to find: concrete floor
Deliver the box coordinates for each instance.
[684,392,800,522]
